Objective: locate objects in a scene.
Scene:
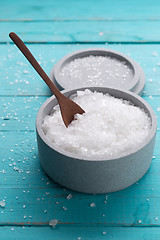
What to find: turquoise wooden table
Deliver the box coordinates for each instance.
[1,0,160,239]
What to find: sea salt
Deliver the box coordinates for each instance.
[66,194,72,200]
[49,219,58,228]
[0,201,5,208]
[90,203,96,207]
[42,90,151,160]
[62,206,67,211]
[59,56,133,89]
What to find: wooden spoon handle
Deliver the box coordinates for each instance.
[9,32,61,98]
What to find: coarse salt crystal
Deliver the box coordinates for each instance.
[0,201,5,208]
[66,194,72,200]
[49,219,58,228]
[62,206,67,211]
[90,203,96,207]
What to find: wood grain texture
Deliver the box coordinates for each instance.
[2,20,160,43]
[1,0,160,20]
[1,226,160,240]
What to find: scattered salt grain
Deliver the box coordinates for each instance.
[66,194,72,200]
[62,206,67,211]
[45,192,50,195]
[90,203,96,207]
[149,95,153,100]
[0,201,5,208]
[152,51,158,57]
[49,219,58,228]
[42,90,151,160]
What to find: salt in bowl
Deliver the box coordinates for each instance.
[36,87,157,194]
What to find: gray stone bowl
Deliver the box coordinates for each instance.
[36,87,157,194]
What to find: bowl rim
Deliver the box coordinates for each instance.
[52,48,140,92]
[36,87,157,162]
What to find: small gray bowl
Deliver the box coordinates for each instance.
[50,48,145,95]
[36,87,157,194]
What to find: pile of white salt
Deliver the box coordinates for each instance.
[59,56,133,89]
[42,89,151,160]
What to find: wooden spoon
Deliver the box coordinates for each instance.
[9,32,85,127]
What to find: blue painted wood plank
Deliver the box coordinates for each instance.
[1,44,160,96]
[0,96,47,131]
[0,226,160,240]
[0,173,160,226]
[0,126,159,225]
[1,226,160,240]
[1,21,160,43]
[1,0,160,20]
